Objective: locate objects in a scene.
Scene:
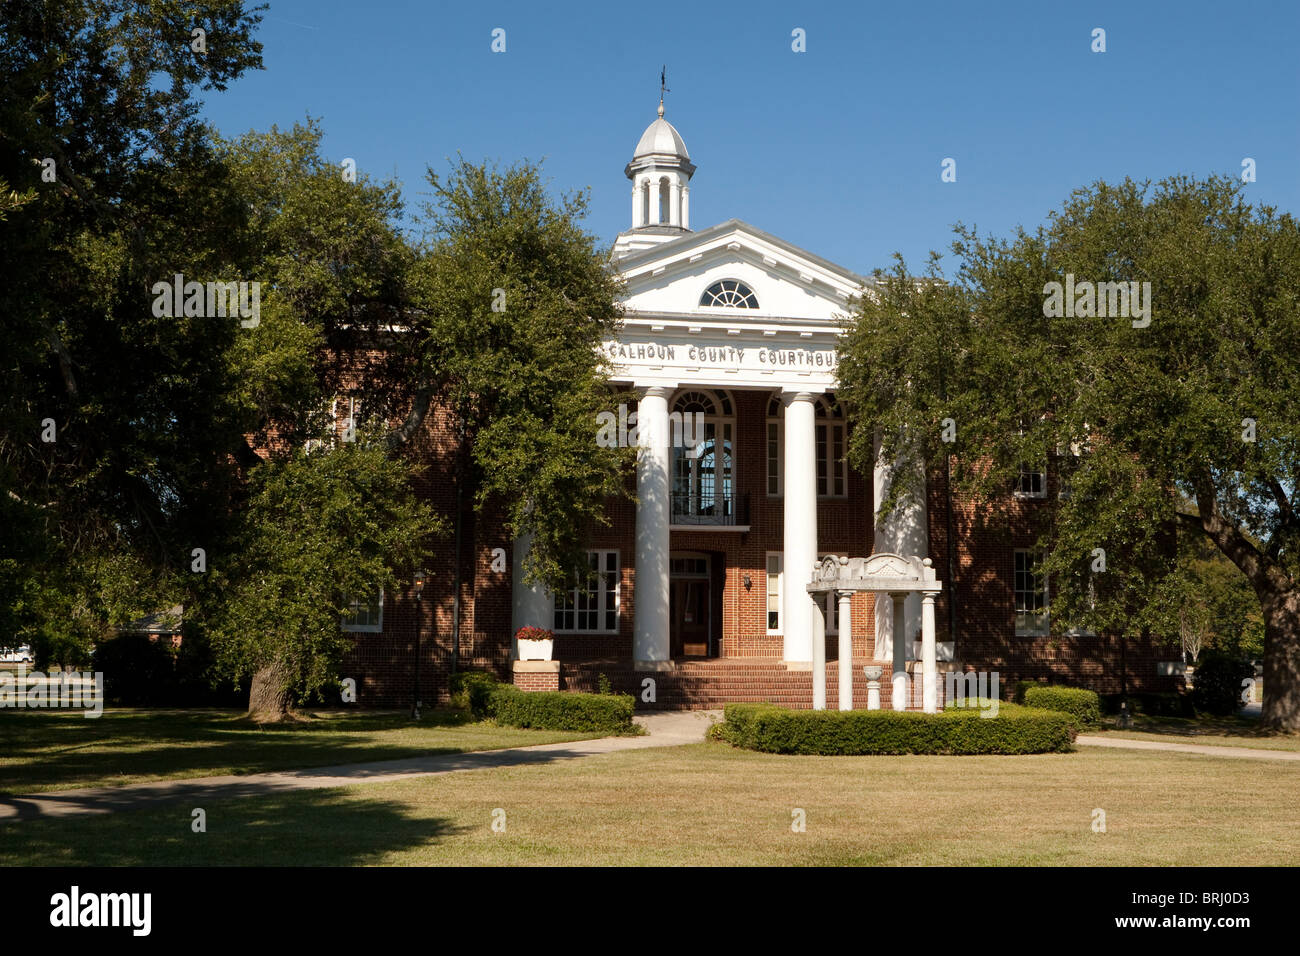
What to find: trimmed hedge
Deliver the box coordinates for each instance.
[716,702,1075,755]
[449,670,500,719]
[1022,686,1102,727]
[1190,653,1254,716]
[488,686,636,734]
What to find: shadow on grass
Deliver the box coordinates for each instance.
[0,708,489,794]
[0,787,469,866]
[1099,711,1300,740]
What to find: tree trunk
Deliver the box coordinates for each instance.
[247,662,293,722]
[1261,589,1300,732]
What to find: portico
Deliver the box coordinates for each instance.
[511,100,941,704]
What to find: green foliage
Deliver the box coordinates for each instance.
[1013,680,1040,705]
[448,670,500,719]
[0,1,267,679]
[487,687,636,734]
[400,158,632,590]
[204,441,441,703]
[89,633,240,706]
[597,672,613,696]
[717,702,1076,755]
[836,174,1300,728]
[1171,535,1265,661]
[1022,686,1102,726]
[1190,652,1255,716]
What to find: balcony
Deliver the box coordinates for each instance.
[670,490,750,528]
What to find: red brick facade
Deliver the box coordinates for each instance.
[340,387,1182,708]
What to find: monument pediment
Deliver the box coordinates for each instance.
[807,553,942,593]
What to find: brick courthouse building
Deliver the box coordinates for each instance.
[341,104,1181,709]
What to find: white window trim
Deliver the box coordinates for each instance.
[766,417,782,497]
[342,589,384,633]
[1013,550,1049,637]
[766,552,842,636]
[766,552,783,635]
[553,550,620,635]
[1014,464,1047,500]
[766,406,849,499]
[815,419,849,498]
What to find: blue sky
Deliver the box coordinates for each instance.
[199,0,1299,277]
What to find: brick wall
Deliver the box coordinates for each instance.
[339,383,1180,706]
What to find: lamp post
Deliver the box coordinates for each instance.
[412,569,426,720]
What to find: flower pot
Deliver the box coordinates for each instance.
[518,638,554,662]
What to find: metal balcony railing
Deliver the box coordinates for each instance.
[670,490,749,526]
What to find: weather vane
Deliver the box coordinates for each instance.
[659,65,669,116]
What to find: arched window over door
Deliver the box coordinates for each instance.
[670,389,736,524]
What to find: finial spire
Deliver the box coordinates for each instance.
[658,65,668,117]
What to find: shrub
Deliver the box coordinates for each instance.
[1022,686,1102,727]
[448,670,500,719]
[91,633,178,705]
[1190,652,1254,716]
[1013,680,1043,705]
[716,702,1075,755]
[488,686,636,734]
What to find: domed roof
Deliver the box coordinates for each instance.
[634,107,690,160]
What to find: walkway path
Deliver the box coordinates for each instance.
[0,711,719,823]
[7,714,1295,823]
[1075,733,1300,761]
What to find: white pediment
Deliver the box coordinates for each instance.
[806,553,942,593]
[616,219,867,324]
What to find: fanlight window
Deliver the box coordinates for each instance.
[699,279,759,309]
[671,390,735,525]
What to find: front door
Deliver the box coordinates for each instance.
[669,554,711,657]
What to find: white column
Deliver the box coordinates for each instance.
[681,186,690,229]
[648,179,661,225]
[782,392,818,663]
[921,590,939,713]
[634,386,672,668]
[631,183,642,229]
[510,534,553,660]
[837,590,854,711]
[872,431,929,662]
[669,178,680,226]
[811,595,826,710]
[891,592,908,710]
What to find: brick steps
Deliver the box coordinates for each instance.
[558,660,947,711]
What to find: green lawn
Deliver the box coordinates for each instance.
[1090,712,1300,752]
[3,741,1297,866]
[0,708,606,794]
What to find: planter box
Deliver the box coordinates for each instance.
[517,638,554,662]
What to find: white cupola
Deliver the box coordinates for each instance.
[614,97,695,258]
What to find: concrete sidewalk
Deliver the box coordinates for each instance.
[0,710,720,823]
[1076,733,1300,761]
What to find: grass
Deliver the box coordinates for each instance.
[1089,712,1300,752]
[2,742,1297,865]
[0,708,607,794]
